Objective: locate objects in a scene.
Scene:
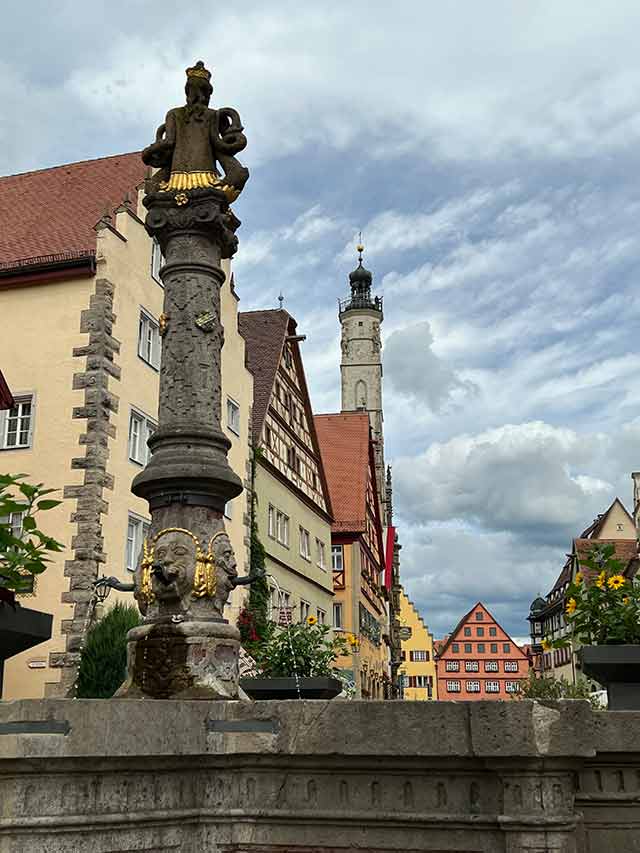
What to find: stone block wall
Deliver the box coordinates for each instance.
[0,699,637,853]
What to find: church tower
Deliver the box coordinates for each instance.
[339,243,385,518]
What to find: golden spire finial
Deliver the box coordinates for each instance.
[356,231,364,262]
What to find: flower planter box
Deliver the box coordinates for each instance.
[0,603,53,698]
[580,645,640,710]
[239,676,343,700]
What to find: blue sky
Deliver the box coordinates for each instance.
[4,1,640,639]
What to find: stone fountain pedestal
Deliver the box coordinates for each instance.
[117,619,240,700]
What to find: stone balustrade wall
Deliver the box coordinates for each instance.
[0,699,637,853]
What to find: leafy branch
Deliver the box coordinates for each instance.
[0,473,64,601]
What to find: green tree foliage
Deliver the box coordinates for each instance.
[238,512,271,658]
[0,473,63,602]
[238,447,272,658]
[76,603,140,698]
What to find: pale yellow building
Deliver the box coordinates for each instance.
[0,153,253,698]
[398,588,437,700]
[238,310,334,625]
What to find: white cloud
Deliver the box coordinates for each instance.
[385,320,476,412]
[393,421,618,544]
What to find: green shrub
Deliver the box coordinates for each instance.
[518,670,601,708]
[77,603,140,698]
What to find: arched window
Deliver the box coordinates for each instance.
[355,380,367,410]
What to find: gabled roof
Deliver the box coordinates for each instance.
[238,309,292,442]
[314,412,375,534]
[579,497,634,539]
[435,601,529,660]
[0,152,145,273]
[546,498,636,600]
[238,308,332,516]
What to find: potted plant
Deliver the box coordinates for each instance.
[0,473,63,697]
[240,616,354,700]
[545,543,640,710]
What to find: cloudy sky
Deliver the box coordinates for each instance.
[4,1,640,639]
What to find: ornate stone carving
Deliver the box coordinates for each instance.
[142,60,249,204]
[117,62,251,699]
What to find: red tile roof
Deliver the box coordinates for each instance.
[0,369,14,410]
[314,412,371,532]
[0,152,145,270]
[237,309,292,442]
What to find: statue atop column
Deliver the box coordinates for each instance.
[143,61,249,202]
[113,61,254,700]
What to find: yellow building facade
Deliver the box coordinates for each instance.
[0,154,253,698]
[398,588,437,700]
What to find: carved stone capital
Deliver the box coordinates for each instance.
[144,189,241,259]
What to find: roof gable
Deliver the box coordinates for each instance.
[238,310,292,442]
[0,152,145,272]
[239,309,332,515]
[436,601,529,660]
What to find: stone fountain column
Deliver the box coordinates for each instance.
[116,60,250,699]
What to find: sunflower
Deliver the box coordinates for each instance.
[607,574,625,590]
[306,615,318,626]
[574,571,583,585]
[566,597,577,615]
[541,638,552,652]
[595,571,606,589]
[623,596,630,606]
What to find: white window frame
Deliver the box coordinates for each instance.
[151,238,165,285]
[300,600,310,622]
[128,408,156,466]
[485,681,500,693]
[268,505,276,538]
[504,660,519,672]
[415,675,428,688]
[316,538,326,569]
[445,660,459,672]
[505,681,521,693]
[276,510,289,547]
[446,680,461,693]
[138,308,161,370]
[226,397,240,436]
[484,660,499,672]
[299,526,310,560]
[1,395,34,450]
[411,650,429,662]
[333,602,343,629]
[317,608,326,625]
[466,680,481,693]
[126,513,150,572]
[331,544,343,571]
[465,660,479,672]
